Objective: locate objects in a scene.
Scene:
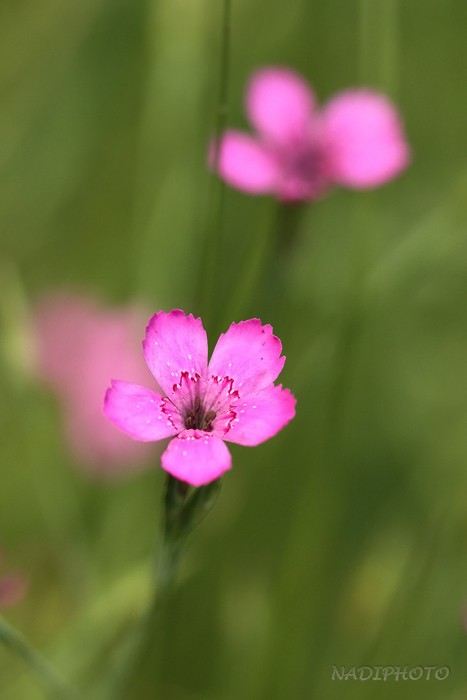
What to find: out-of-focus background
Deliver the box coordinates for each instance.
[1,1,467,698]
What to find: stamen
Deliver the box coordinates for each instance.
[183,398,217,432]
[203,410,216,432]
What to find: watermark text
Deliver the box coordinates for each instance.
[331,665,450,681]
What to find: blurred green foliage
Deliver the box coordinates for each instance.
[1,0,467,698]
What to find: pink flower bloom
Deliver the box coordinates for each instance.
[0,548,27,609]
[213,67,410,201]
[34,292,158,477]
[104,310,296,486]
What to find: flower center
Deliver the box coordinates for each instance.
[278,140,329,200]
[184,396,217,432]
[285,143,325,181]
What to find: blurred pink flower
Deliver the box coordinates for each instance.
[34,292,158,477]
[104,310,296,486]
[0,548,27,609]
[213,67,410,201]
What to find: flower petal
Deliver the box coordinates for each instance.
[225,384,296,446]
[209,319,285,397]
[64,405,156,473]
[0,573,27,608]
[212,130,279,194]
[322,90,410,188]
[34,292,158,473]
[246,67,315,144]
[103,381,181,441]
[143,310,208,396]
[161,430,232,486]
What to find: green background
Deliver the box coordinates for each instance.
[1,0,467,698]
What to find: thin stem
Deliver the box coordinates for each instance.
[358,0,373,83]
[214,0,231,166]
[196,0,231,322]
[358,0,398,94]
[108,475,221,699]
[379,0,398,96]
[105,476,184,700]
[222,204,274,324]
[223,201,305,325]
[0,616,81,700]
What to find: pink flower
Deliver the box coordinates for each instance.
[34,292,158,477]
[213,67,410,201]
[103,310,296,486]
[0,548,27,609]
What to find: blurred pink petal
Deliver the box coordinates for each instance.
[246,68,315,144]
[214,131,279,193]
[0,573,27,609]
[34,292,159,477]
[225,384,296,446]
[104,310,295,486]
[0,548,27,609]
[322,90,410,188]
[161,430,232,486]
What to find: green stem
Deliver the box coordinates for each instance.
[224,200,305,325]
[379,0,398,96]
[358,0,373,83]
[108,475,222,699]
[265,201,306,310]
[196,0,231,322]
[358,0,398,94]
[105,477,184,700]
[0,616,81,700]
